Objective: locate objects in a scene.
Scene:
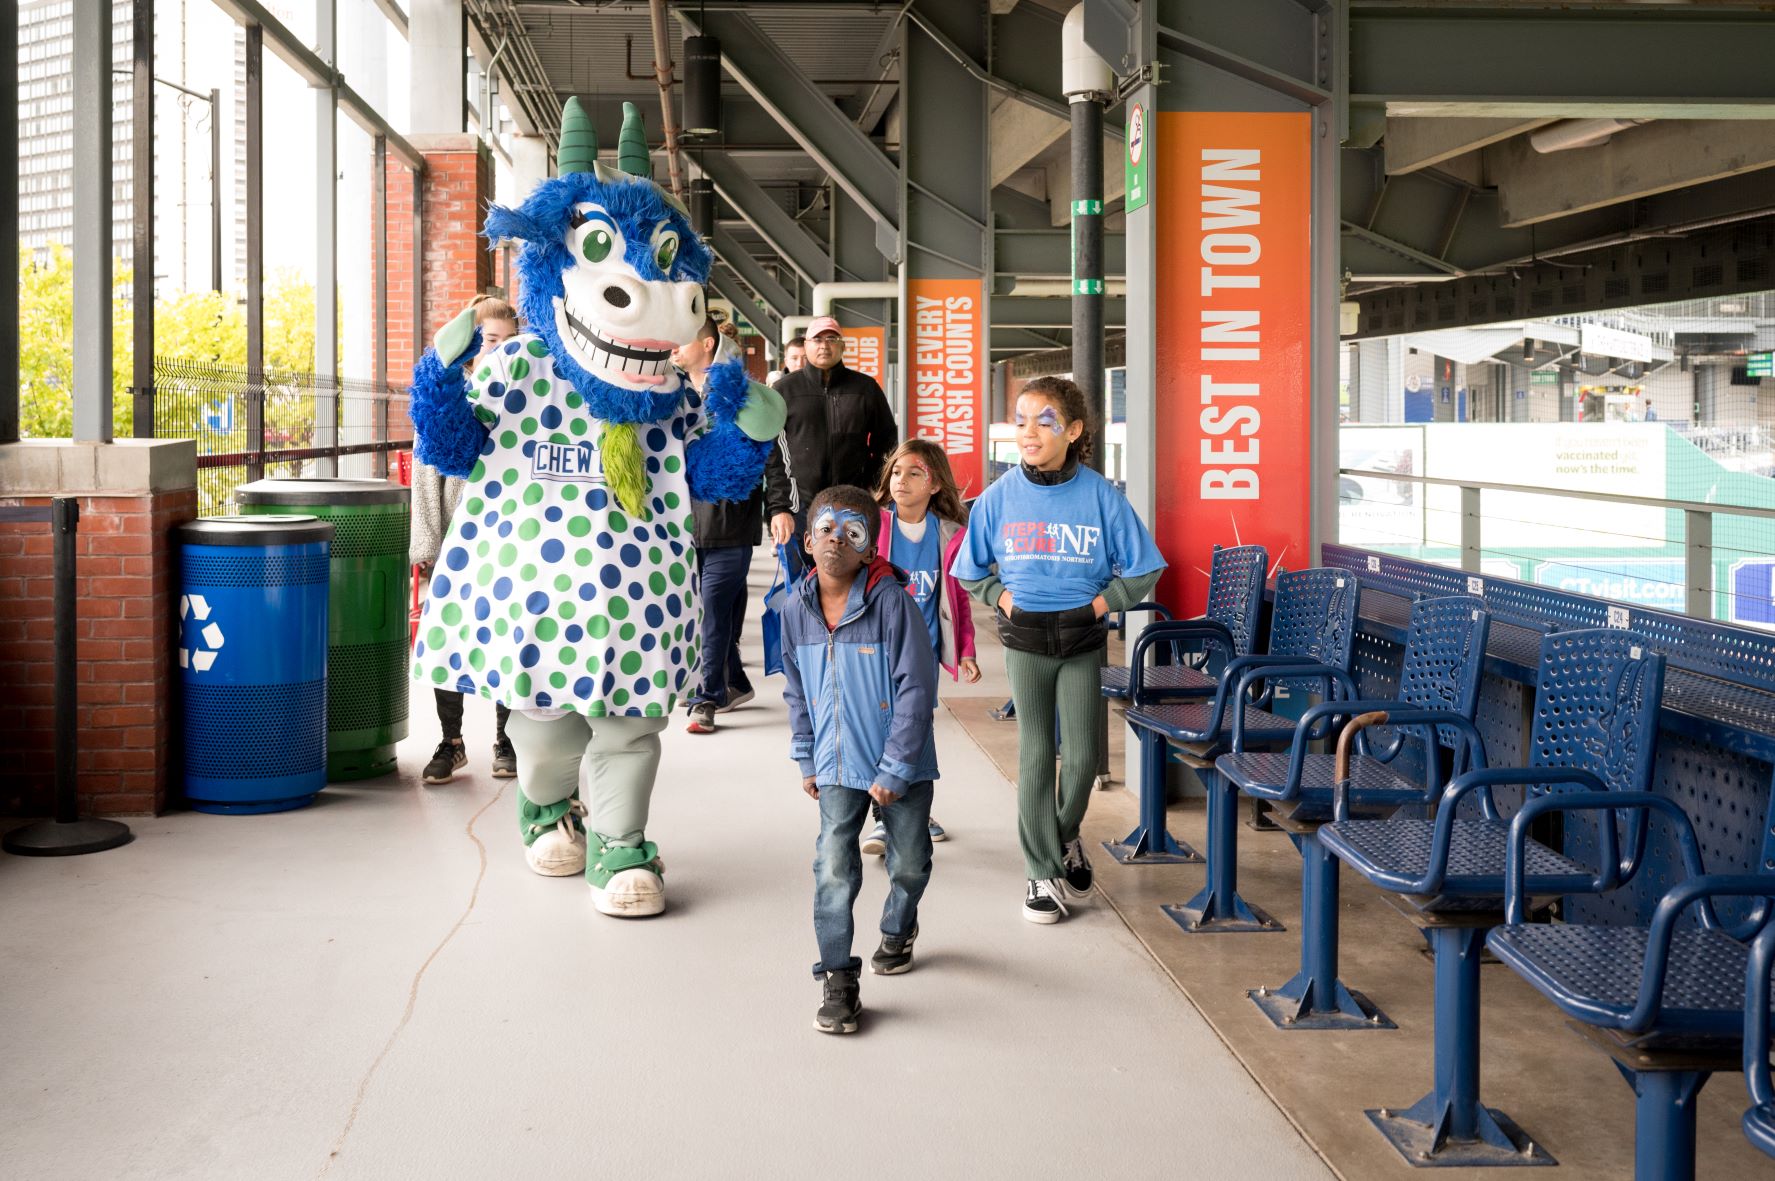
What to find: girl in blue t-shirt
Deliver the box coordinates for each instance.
[950,376,1166,924]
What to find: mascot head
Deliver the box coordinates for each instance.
[483,98,714,426]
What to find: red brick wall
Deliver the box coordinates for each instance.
[374,142,497,382]
[0,488,197,816]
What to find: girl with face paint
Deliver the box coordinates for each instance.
[950,376,1168,925]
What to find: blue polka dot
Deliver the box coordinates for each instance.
[540,406,562,429]
[448,653,461,670]
[686,392,702,410]
[565,624,584,642]
[484,511,499,526]
[476,627,492,644]
[479,437,497,456]
[541,539,564,562]
[535,691,553,708]
[522,440,537,459]
[644,605,664,628]
[653,524,670,541]
[493,577,513,600]
[579,584,597,601]
[574,676,595,698]
[489,381,506,399]
[602,671,617,694]
[445,547,469,572]
[665,594,681,616]
[459,522,477,541]
[633,524,650,541]
[674,666,688,689]
[587,489,609,511]
[504,341,520,355]
[625,580,645,601]
[503,389,526,415]
[474,598,491,621]
[414,640,425,657]
[620,543,641,566]
[640,634,657,652]
[645,457,660,475]
[519,644,540,668]
[526,591,550,615]
[596,532,615,549]
[512,627,525,642]
[650,498,664,517]
[544,506,562,523]
[498,520,513,538]
[600,567,621,590]
[456,675,476,693]
[458,584,471,599]
[633,677,651,696]
[483,481,502,499]
[605,646,618,664]
[487,669,501,687]
[670,419,686,441]
[646,427,667,451]
[432,574,452,598]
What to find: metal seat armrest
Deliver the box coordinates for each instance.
[1397,767,1608,895]
[1130,620,1239,701]
[1630,875,1775,1035]
[1230,661,1358,749]
[1501,792,1707,925]
[1745,919,1775,1107]
[1107,601,1172,634]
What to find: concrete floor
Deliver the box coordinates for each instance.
[0,551,1330,1181]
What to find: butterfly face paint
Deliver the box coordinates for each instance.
[1013,406,1065,436]
[811,506,872,554]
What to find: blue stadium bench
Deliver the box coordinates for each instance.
[1100,542,1266,704]
[1319,628,1666,1168]
[1221,594,1491,1031]
[1125,567,1360,934]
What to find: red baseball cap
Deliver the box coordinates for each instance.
[807,316,842,339]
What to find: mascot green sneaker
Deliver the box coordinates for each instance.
[521,793,587,878]
[587,835,665,917]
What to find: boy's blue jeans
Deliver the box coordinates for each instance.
[812,780,934,977]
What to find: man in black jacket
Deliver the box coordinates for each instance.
[675,318,793,734]
[767,316,897,554]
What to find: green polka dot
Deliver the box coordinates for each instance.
[502,468,518,486]
[500,656,514,673]
[669,563,685,587]
[509,603,522,620]
[561,484,579,502]
[570,418,588,437]
[514,673,531,697]
[432,666,448,684]
[519,521,542,542]
[527,339,548,357]
[549,671,566,690]
[588,700,606,717]
[535,618,559,642]
[549,432,571,446]
[619,622,637,642]
[477,565,494,586]
[495,619,510,637]
[520,417,538,435]
[558,646,578,665]
[498,543,518,566]
[554,574,572,592]
[565,389,581,409]
[458,625,470,641]
[558,602,576,620]
[520,564,538,582]
[523,484,545,506]
[664,455,681,474]
[613,689,630,707]
[502,499,517,517]
[608,598,629,621]
[441,603,462,626]
[666,523,681,539]
[469,461,487,482]
[477,365,492,381]
[653,670,668,688]
[568,516,592,538]
[509,357,530,381]
[574,548,593,567]
[663,492,681,510]
[644,702,664,718]
[469,649,486,671]
[673,624,683,642]
[533,378,550,396]
[466,496,484,515]
[426,626,446,650]
[608,511,628,533]
[588,615,610,639]
[499,430,517,449]
[648,572,667,595]
[648,547,663,565]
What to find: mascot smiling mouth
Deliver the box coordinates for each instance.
[555,301,675,385]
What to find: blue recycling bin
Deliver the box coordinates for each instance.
[177,516,333,814]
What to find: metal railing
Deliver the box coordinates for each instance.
[1339,467,1775,619]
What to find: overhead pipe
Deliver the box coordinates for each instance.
[1010,279,1127,297]
[1528,118,1651,154]
[1062,3,1114,474]
[774,282,902,346]
[645,0,685,199]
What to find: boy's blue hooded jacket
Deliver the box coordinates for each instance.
[781,556,940,794]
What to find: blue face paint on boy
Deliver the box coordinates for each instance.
[812,506,872,554]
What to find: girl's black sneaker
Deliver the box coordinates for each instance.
[815,969,862,1034]
[1023,878,1069,924]
[871,926,919,975]
[1061,838,1095,899]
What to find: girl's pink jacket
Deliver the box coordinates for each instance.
[877,508,977,680]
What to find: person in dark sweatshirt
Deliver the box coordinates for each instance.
[781,484,939,1035]
[951,376,1166,925]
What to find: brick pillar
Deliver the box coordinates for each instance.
[374,134,497,382]
[0,440,198,816]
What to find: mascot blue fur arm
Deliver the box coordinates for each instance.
[404,98,787,921]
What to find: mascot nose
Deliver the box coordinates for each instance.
[603,285,631,309]
[595,273,647,325]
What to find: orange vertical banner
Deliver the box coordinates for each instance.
[1154,111,1312,614]
[909,278,986,496]
[841,326,886,385]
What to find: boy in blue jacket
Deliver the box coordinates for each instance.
[781,484,940,1035]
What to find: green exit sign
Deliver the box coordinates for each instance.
[1749,352,1774,378]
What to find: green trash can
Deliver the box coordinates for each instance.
[237,477,410,780]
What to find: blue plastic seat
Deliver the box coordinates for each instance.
[1122,568,1360,932]
[1743,918,1775,1159]
[1318,628,1666,1167]
[1100,542,1266,702]
[1220,595,1491,1030]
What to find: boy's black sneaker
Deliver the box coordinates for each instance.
[422,739,466,785]
[871,926,919,975]
[815,969,862,1034]
[1061,838,1095,899]
[1023,878,1069,925]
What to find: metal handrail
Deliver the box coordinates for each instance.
[1339,468,1775,521]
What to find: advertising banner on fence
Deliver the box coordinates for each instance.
[1154,110,1312,613]
[841,326,886,386]
[909,278,985,495]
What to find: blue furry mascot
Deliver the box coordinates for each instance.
[408,98,784,917]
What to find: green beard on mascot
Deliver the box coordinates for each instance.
[408,99,784,917]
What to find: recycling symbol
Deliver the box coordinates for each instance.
[179,594,226,673]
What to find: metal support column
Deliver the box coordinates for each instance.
[374,136,388,468]
[1310,5,1347,561]
[1461,485,1482,573]
[1685,509,1713,618]
[403,164,423,459]
[210,88,223,294]
[315,0,339,476]
[131,0,155,439]
[245,24,265,480]
[1071,97,1104,472]
[2,0,20,444]
[72,0,114,443]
